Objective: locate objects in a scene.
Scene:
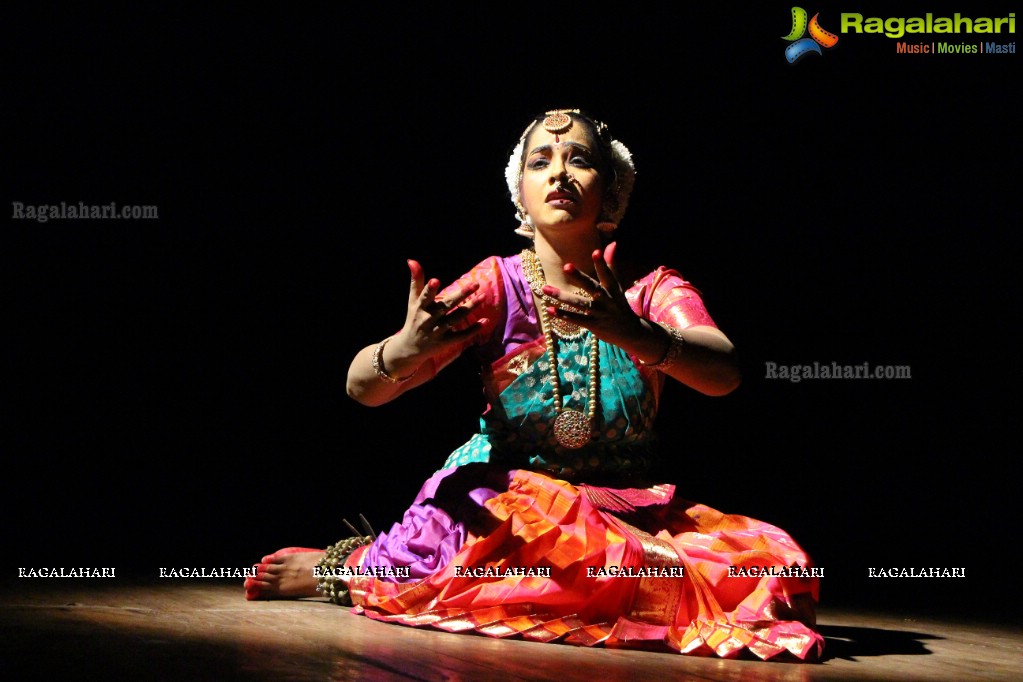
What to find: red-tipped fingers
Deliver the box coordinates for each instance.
[592,244,619,292]
[442,281,480,308]
[563,262,601,293]
[543,283,592,310]
[603,241,618,268]
[562,263,588,290]
[430,282,480,324]
[408,260,425,301]
[417,277,441,309]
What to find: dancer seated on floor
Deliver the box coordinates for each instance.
[246,109,823,661]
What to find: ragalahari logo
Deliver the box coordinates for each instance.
[782,7,839,63]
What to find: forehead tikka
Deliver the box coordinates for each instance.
[542,110,574,134]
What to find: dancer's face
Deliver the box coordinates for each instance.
[519,122,605,231]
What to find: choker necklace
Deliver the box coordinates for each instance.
[520,248,589,340]
[539,303,599,449]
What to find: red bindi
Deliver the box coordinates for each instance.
[554,134,559,143]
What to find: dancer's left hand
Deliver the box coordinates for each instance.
[541,242,654,353]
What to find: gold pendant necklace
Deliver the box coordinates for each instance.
[520,248,600,447]
[540,304,599,449]
[525,270,598,449]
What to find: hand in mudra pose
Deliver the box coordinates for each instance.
[388,259,488,368]
[343,259,492,407]
[540,242,654,352]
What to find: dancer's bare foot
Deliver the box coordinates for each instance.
[244,547,324,600]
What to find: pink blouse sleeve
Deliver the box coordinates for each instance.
[625,266,717,330]
[425,256,506,374]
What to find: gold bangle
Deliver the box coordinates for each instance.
[640,323,686,370]
[372,336,417,384]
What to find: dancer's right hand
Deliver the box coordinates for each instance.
[388,259,487,368]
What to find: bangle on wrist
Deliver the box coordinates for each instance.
[372,336,418,384]
[640,322,686,370]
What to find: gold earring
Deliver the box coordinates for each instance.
[515,202,534,238]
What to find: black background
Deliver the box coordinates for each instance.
[6,5,1018,619]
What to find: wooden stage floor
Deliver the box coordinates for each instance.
[2,582,1020,681]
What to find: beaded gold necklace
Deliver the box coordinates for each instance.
[520,249,599,449]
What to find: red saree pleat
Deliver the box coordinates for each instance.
[347,470,823,661]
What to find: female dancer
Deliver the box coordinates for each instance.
[246,109,822,661]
